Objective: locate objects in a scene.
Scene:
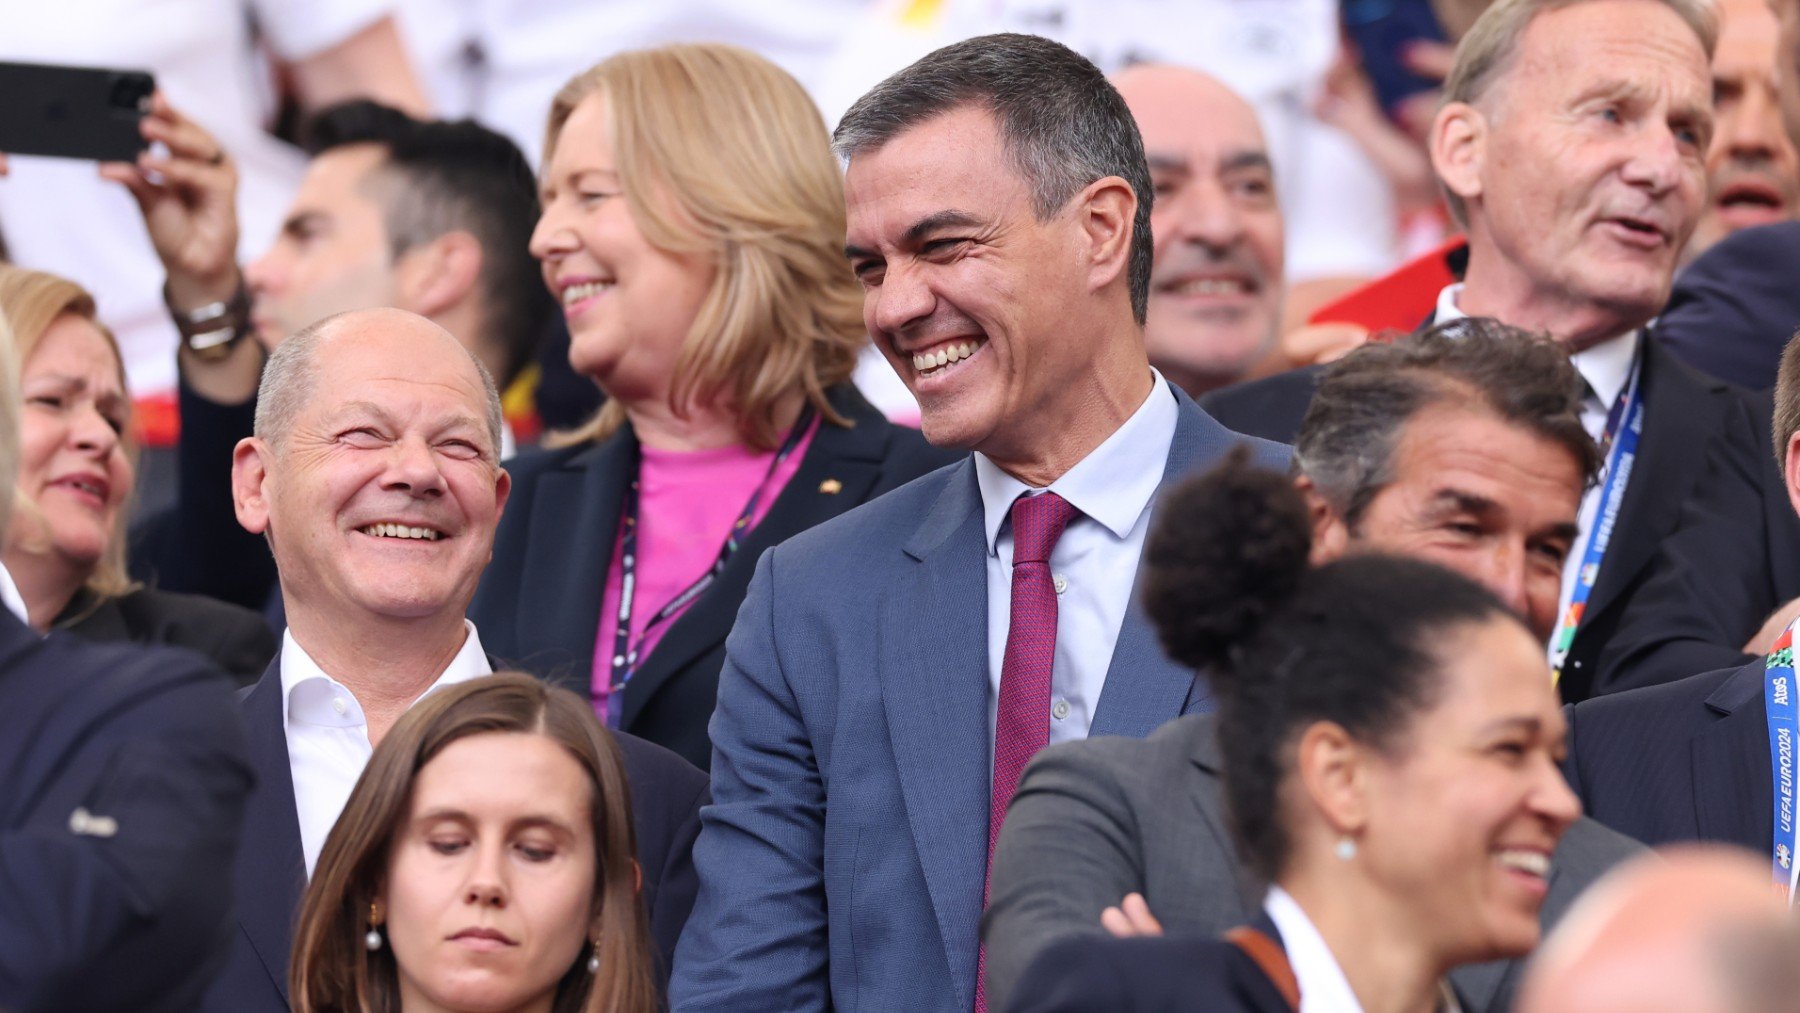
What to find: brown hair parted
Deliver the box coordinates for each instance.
[289,673,656,1013]
[1437,0,1718,225]
[833,33,1155,326]
[542,44,865,452]
[1773,330,1800,467]
[1294,316,1599,530]
[0,263,136,600]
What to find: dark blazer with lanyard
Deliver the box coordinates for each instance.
[1565,652,1782,857]
[1004,915,1302,1013]
[470,382,961,770]
[1201,330,1768,703]
[201,652,710,1012]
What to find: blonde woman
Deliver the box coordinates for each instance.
[471,44,955,770]
[0,264,272,678]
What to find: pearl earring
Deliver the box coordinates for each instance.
[587,940,601,974]
[1334,837,1357,861]
[364,902,383,952]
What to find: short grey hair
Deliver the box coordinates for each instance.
[0,309,20,539]
[1294,317,1598,528]
[1438,0,1718,226]
[833,33,1155,324]
[254,311,505,459]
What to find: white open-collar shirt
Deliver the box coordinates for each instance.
[281,621,492,876]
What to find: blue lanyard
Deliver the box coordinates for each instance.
[603,406,814,725]
[1549,360,1643,683]
[1766,626,1799,895]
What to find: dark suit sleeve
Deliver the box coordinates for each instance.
[1595,394,1790,693]
[1003,936,1134,1013]
[128,374,276,611]
[668,550,831,1010]
[0,651,253,1012]
[984,743,1148,1013]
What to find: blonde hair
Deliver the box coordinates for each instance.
[542,44,866,451]
[0,308,20,539]
[0,264,136,600]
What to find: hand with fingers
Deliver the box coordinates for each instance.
[1100,893,1166,938]
[98,92,243,312]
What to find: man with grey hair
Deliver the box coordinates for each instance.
[672,32,1284,1013]
[203,307,707,1011]
[984,318,1643,1012]
[1205,0,1797,704]
[0,311,254,1008]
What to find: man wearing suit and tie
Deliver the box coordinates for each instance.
[984,319,1645,1013]
[668,33,1286,1013]
[1566,332,1800,869]
[201,308,707,1011]
[1202,0,1798,703]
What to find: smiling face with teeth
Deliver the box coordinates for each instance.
[1433,0,1711,347]
[1338,616,1578,965]
[233,311,510,631]
[7,313,134,593]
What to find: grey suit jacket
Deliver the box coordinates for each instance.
[982,712,1644,1012]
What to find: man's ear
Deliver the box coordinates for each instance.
[1295,473,1350,566]
[396,230,484,319]
[1783,432,1800,522]
[232,437,274,536]
[1077,176,1138,300]
[1430,101,1487,207]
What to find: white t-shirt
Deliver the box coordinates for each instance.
[0,0,396,397]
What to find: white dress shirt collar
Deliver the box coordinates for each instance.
[0,562,29,626]
[1434,282,1640,406]
[280,620,492,730]
[1264,886,1366,1013]
[974,370,1178,555]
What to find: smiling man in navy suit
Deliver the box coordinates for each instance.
[670,33,1286,1013]
[201,308,705,1011]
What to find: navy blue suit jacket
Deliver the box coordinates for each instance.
[0,609,252,1012]
[472,383,960,770]
[1202,334,1782,702]
[202,651,710,1011]
[1659,220,1800,391]
[1566,657,1767,851]
[668,387,1288,1012]
[1007,916,1293,1013]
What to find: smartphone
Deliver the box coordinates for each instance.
[0,61,154,162]
[1340,0,1449,120]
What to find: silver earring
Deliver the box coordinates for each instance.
[586,940,601,974]
[365,902,383,952]
[1334,837,1357,861]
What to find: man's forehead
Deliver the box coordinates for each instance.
[844,108,1029,239]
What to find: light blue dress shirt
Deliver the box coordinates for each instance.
[974,370,1179,751]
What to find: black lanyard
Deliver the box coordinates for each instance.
[607,406,815,698]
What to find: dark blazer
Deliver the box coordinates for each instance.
[1566,658,1767,851]
[202,651,710,1011]
[0,608,252,1012]
[983,713,1643,1013]
[57,585,276,684]
[1201,333,1772,703]
[669,389,1290,1012]
[471,383,960,770]
[1006,916,1294,1013]
[1658,220,1800,391]
[1594,388,1800,693]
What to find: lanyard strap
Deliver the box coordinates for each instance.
[1768,625,1800,896]
[606,406,815,706]
[1549,358,1643,683]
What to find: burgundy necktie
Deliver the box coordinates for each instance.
[976,490,1078,1012]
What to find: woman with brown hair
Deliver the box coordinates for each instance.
[0,263,272,679]
[290,672,656,1013]
[470,43,956,770]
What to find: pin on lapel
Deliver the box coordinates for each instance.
[819,478,843,495]
[69,806,118,838]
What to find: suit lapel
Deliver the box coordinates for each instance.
[620,386,891,727]
[236,659,307,1003]
[881,461,991,1009]
[1090,392,1234,735]
[1584,335,1726,623]
[1691,658,1772,851]
[511,434,633,695]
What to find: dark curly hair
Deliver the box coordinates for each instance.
[1144,448,1519,881]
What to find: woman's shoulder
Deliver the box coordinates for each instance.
[112,587,277,680]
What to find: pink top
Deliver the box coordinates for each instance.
[591,415,820,724]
